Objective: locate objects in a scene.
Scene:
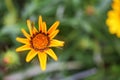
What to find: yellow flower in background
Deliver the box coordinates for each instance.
[106,0,120,37]
[16,16,64,70]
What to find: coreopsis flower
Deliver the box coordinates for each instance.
[106,0,120,37]
[16,16,64,70]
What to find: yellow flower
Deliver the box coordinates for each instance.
[106,0,120,37]
[16,16,64,70]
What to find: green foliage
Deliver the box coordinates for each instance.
[0,0,120,80]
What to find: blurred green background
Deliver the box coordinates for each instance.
[0,0,120,80]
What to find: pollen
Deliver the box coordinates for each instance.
[31,33,49,51]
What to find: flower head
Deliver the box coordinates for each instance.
[16,16,64,70]
[106,0,120,37]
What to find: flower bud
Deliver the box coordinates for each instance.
[2,50,20,67]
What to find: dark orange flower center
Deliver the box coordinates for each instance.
[31,33,49,51]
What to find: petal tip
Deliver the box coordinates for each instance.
[56,21,60,24]
[54,58,58,61]
[41,67,46,71]
[55,21,60,27]
[26,59,29,63]
[39,15,42,18]
[27,19,31,22]
[21,28,26,32]
[39,16,42,21]
[16,48,19,52]
[62,41,65,46]
[16,37,19,41]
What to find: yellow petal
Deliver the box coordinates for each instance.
[27,20,33,36]
[45,49,58,61]
[38,52,47,71]
[21,29,31,40]
[42,22,47,34]
[26,49,38,62]
[112,0,120,11]
[116,32,120,38]
[32,26,38,34]
[49,39,64,47]
[47,21,60,34]
[16,45,31,52]
[39,16,43,32]
[16,37,30,44]
[49,30,59,39]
